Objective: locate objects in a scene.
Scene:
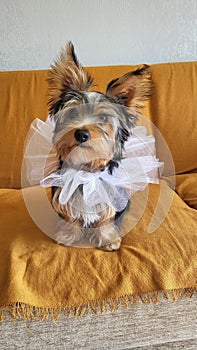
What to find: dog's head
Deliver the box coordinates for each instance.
[48,42,153,171]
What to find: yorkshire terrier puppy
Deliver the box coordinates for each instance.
[47,42,153,251]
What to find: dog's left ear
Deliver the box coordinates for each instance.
[106,65,153,107]
[48,42,93,115]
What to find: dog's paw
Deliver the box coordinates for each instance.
[100,237,121,251]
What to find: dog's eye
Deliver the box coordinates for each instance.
[97,114,108,123]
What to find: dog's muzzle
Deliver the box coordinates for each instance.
[74,129,90,143]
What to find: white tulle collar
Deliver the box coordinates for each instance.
[24,117,163,213]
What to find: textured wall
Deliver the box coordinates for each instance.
[0,0,196,71]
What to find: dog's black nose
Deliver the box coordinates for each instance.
[74,129,90,143]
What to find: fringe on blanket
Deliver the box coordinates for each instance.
[0,288,196,322]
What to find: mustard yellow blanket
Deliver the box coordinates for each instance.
[0,181,196,320]
[0,63,196,320]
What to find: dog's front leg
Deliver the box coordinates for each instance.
[88,223,121,251]
[54,218,84,246]
[96,202,130,251]
[100,224,121,251]
[51,187,84,246]
[101,201,130,251]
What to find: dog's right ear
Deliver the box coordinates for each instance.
[48,42,93,115]
[106,65,153,108]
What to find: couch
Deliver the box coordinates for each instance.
[0,62,196,349]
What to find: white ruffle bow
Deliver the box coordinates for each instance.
[40,156,159,212]
[24,117,163,212]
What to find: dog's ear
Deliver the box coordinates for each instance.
[48,42,93,114]
[106,65,153,107]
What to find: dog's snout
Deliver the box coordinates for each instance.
[74,129,90,143]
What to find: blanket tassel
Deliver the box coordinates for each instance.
[0,287,196,322]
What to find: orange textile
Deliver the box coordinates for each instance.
[176,173,197,209]
[0,183,196,320]
[0,63,196,320]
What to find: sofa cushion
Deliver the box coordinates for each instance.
[176,173,197,209]
[148,62,197,175]
[0,181,196,318]
[0,70,48,189]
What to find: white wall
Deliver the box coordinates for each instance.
[0,0,196,71]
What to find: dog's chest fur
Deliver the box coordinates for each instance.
[66,189,112,227]
[64,186,115,228]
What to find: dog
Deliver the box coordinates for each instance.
[46,42,153,251]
